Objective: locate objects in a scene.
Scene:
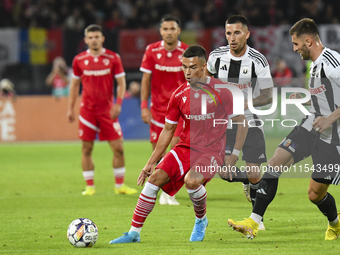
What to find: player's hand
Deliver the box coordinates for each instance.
[137,164,154,186]
[312,116,332,133]
[141,108,151,125]
[110,104,121,119]
[289,92,302,99]
[224,154,239,181]
[67,109,75,123]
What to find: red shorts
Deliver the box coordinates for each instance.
[78,107,123,141]
[149,116,184,143]
[155,145,223,196]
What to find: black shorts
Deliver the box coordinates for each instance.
[278,126,340,185]
[225,126,267,164]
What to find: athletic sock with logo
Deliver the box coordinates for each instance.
[313,192,338,223]
[252,167,281,218]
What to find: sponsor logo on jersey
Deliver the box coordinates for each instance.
[309,84,326,95]
[155,64,182,72]
[182,96,187,103]
[184,112,215,121]
[157,53,162,59]
[84,60,89,65]
[83,68,111,76]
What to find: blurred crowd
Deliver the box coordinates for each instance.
[0,0,339,30]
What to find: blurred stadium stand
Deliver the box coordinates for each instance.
[1,0,340,141]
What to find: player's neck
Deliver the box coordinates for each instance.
[230,45,247,58]
[164,40,178,51]
[310,43,325,62]
[88,47,103,56]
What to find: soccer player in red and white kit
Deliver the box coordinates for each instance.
[67,24,137,196]
[110,45,248,243]
[140,15,189,205]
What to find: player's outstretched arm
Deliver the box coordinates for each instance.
[67,78,81,123]
[137,122,177,186]
[140,72,152,125]
[249,87,273,109]
[110,75,126,119]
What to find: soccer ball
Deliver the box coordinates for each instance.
[67,218,98,247]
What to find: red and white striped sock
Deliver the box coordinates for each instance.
[130,182,160,233]
[187,185,207,219]
[113,167,125,188]
[82,170,94,187]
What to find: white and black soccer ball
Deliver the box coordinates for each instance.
[67,218,98,247]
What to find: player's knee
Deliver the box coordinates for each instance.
[82,145,93,156]
[308,188,320,203]
[267,157,281,169]
[184,173,202,190]
[113,145,124,157]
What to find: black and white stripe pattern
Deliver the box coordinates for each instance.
[302,47,340,145]
[207,45,273,128]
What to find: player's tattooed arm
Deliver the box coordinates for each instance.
[251,87,273,107]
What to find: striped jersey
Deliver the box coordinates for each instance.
[301,47,340,145]
[207,45,273,128]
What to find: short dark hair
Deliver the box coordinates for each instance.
[160,14,181,28]
[183,45,206,62]
[226,15,249,28]
[289,18,319,38]
[84,24,103,36]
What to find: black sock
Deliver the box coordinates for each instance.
[220,167,249,184]
[253,168,280,217]
[250,181,260,208]
[313,193,338,222]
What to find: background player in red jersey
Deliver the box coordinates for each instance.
[140,15,189,205]
[67,24,137,196]
[109,45,248,244]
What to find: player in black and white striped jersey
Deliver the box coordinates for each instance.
[207,15,273,231]
[228,18,340,241]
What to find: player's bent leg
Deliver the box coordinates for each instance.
[308,179,340,240]
[108,139,137,195]
[246,163,262,203]
[110,169,170,244]
[185,170,209,241]
[81,140,95,195]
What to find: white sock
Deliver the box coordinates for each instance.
[329,216,339,226]
[129,226,142,233]
[82,170,94,187]
[250,213,262,224]
[113,167,125,188]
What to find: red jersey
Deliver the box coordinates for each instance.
[166,77,234,154]
[72,48,125,113]
[140,40,189,121]
[53,73,68,89]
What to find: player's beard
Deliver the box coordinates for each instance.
[299,44,311,60]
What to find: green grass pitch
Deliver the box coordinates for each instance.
[1,138,339,254]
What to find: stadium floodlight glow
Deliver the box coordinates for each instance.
[202,85,311,116]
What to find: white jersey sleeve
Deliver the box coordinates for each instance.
[207,53,217,75]
[255,58,274,90]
